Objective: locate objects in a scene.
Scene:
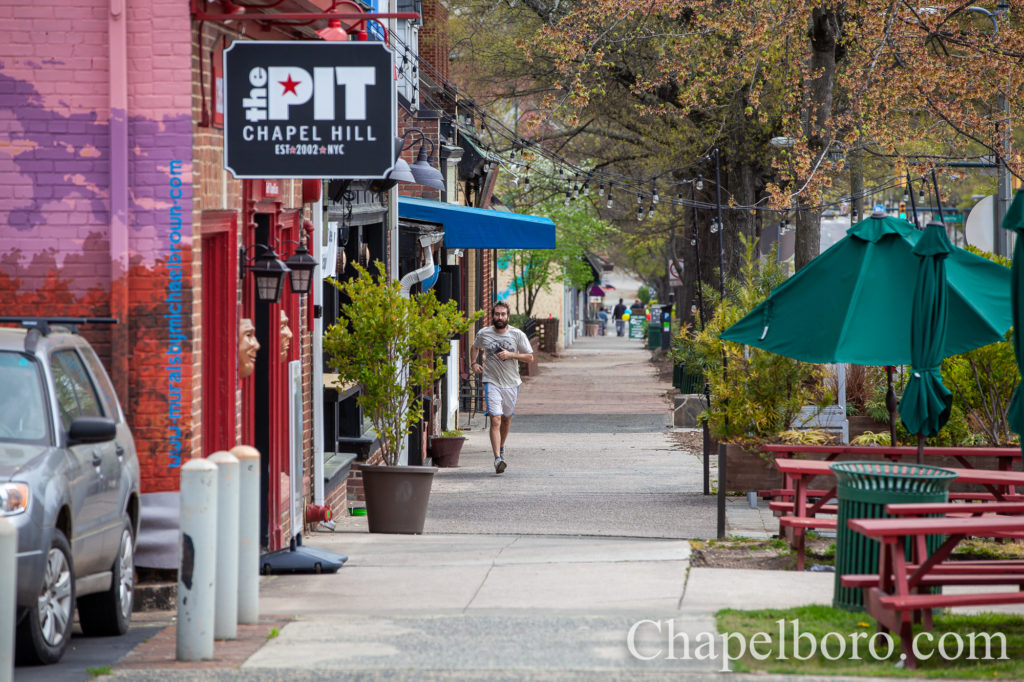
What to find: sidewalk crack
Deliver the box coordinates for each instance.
[677,543,693,609]
[463,535,521,613]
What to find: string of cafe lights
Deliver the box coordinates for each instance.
[388,31,955,223]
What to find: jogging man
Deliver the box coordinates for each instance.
[470,301,534,474]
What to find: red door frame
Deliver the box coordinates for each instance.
[200,210,238,456]
[276,209,301,543]
[243,179,289,550]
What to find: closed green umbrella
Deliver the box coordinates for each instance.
[721,215,1011,365]
[1002,190,1024,437]
[899,223,953,461]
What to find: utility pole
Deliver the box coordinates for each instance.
[712,148,727,539]
[996,90,1013,255]
[966,3,1012,255]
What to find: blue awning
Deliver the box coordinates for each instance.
[398,197,556,249]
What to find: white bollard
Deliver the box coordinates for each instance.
[209,451,239,640]
[231,445,261,624]
[0,517,15,682]
[177,458,218,661]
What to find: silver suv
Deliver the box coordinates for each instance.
[0,319,140,665]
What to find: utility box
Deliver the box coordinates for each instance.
[647,305,662,349]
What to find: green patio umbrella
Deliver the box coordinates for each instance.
[899,223,953,461]
[721,215,1011,364]
[1002,190,1024,437]
[721,213,1012,442]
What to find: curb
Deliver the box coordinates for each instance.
[135,582,176,612]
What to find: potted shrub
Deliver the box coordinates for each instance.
[323,262,478,533]
[690,237,832,491]
[429,429,467,468]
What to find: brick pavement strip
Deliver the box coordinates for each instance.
[115,617,291,671]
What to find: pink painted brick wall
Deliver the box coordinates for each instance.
[0,1,197,495]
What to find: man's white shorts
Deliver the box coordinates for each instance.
[483,382,519,417]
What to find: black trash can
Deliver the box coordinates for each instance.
[830,461,956,611]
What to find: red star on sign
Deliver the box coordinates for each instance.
[279,74,301,95]
[320,146,326,153]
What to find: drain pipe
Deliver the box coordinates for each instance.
[397,233,442,466]
[399,234,443,297]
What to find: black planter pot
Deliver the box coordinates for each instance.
[361,464,437,534]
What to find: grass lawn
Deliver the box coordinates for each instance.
[716,605,1024,677]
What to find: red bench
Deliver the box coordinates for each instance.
[885,501,1024,517]
[842,572,1024,589]
[772,459,1024,571]
[847,515,1024,668]
[769,501,838,515]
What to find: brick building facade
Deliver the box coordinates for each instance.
[2,0,510,569]
[1,1,325,566]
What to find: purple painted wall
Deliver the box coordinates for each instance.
[0,1,196,496]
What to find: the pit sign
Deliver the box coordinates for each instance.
[224,41,396,179]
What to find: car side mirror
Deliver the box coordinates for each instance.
[68,416,117,445]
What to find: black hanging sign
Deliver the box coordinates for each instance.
[224,41,396,179]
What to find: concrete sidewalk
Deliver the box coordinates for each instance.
[111,532,842,679]
[101,335,916,679]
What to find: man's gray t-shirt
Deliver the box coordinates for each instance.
[473,326,532,387]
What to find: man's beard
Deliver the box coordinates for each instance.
[493,319,508,329]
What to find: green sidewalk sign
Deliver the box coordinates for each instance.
[629,317,645,339]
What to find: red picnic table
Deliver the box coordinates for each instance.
[845,512,1024,668]
[772,459,1024,570]
[762,444,1020,471]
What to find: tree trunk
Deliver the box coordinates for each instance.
[795,205,821,269]
[721,161,762,279]
[795,7,841,270]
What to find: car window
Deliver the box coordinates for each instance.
[0,351,51,445]
[79,345,123,423]
[51,350,103,430]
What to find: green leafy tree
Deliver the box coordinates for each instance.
[500,188,616,318]
[453,0,1024,275]
[323,263,480,466]
[683,236,830,443]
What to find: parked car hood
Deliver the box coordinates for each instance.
[0,443,49,479]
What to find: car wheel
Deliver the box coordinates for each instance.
[78,518,135,637]
[16,529,74,664]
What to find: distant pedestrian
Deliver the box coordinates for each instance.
[597,308,609,335]
[612,298,627,336]
[470,301,534,474]
[630,299,646,319]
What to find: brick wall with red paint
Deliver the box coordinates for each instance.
[0,2,196,495]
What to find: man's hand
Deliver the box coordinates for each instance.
[472,361,483,374]
[496,350,515,361]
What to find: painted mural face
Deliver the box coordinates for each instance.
[280,310,293,361]
[238,318,260,379]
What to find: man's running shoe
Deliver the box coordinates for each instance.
[494,456,507,474]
